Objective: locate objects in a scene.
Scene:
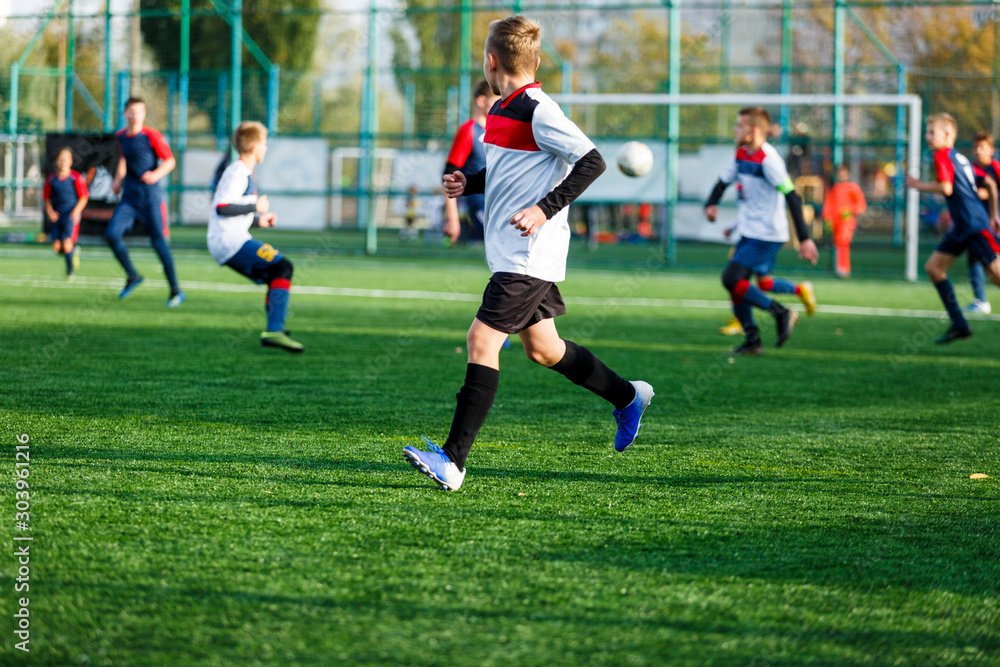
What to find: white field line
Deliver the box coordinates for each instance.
[4,273,999,321]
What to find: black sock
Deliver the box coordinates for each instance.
[443,363,499,471]
[768,300,788,318]
[550,340,635,410]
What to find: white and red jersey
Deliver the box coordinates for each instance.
[208,160,257,264]
[719,142,794,243]
[482,82,595,283]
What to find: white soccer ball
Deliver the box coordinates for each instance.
[616,141,654,178]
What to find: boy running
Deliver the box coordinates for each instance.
[106,96,185,306]
[704,107,818,355]
[209,121,303,353]
[965,131,1000,314]
[43,147,88,280]
[906,114,1000,344]
[403,15,653,491]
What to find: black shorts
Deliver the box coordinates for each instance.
[475,272,567,334]
[937,228,1000,266]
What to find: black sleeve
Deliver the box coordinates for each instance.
[444,162,462,176]
[536,148,606,219]
[216,203,257,217]
[784,190,811,242]
[463,168,486,196]
[705,179,729,209]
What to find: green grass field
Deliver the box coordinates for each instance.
[1,240,998,666]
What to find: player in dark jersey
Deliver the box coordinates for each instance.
[442,80,499,245]
[966,131,1000,314]
[906,113,1000,344]
[106,96,185,307]
[43,147,88,280]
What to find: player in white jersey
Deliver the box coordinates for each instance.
[403,15,654,491]
[704,107,819,355]
[209,121,303,353]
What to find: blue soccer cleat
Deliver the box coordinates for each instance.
[118,274,144,299]
[403,437,466,490]
[166,292,187,308]
[613,380,654,452]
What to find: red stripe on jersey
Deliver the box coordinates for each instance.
[982,229,1000,253]
[934,148,955,184]
[71,221,80,244]
[485,115,539,152]
[270,278,291,291]
[992,159,1000,178]
[43,177,52,201]
[736,145,767,164]
[447,120,476,169]
[72,171,89,198]
[499,82,541,109]
[142,128,174,161]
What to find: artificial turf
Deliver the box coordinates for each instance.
[0,241,998,666]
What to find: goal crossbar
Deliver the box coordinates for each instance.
[552,93,923,281]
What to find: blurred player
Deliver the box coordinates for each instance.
[966,131,1000,314]
[442,80,500,245]
[717,221,816,336]
[106,96,185,306]
[822,165,867,279]
[403,16,653,491]
[43,147,88,281]
[906,113,1000,344]
[209,121,303,353]
[705,107,818,355]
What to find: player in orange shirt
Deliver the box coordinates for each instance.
[822,165,867,278]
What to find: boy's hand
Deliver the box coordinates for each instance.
[442,171,466,199]
[443,215,461,243]
[259,212,276,228]
[722,225,734,239]
[510,206,547,237]
[798,238,818,265]
[991,215,1000,235]
[140,171,159,185]
[46,209,59,223]
[256,195,270,213]
[111,177,122,194]
[904,175,922,190]
[705,205,718,222]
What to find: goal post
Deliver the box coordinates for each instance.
[552,93,923,282]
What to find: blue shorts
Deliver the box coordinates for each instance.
[732,237,784,276]
[224,239,285,284]
[937,229,1000,267]
[51,214,79,243]
[107,196,169,241]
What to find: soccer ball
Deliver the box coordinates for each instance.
[616,141,654,178]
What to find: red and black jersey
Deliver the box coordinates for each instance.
[934,148,990,237]
[43,170,88,215]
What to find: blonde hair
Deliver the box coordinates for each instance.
[486,15,541,77]
[738,107,772,133]
[233,121,268,154]
[927,113,957,134]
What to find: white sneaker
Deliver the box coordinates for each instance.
[965,300,992,315]
[403,437,466,490]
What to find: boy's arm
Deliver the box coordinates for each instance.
[511,149,606,237]
[906,151,953,196]
[70,173,89,221]
[704,179,729,222]
[779,179,818,265]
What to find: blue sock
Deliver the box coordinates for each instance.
[107,234,138,278]
[969,261,987,303]
[64,248,74,274]
[733,301,756,333]
[934,279,969,330]
[150,236,180,293]
[266,283,290,332]
[765,277,798,294]
[741,284,773,310]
